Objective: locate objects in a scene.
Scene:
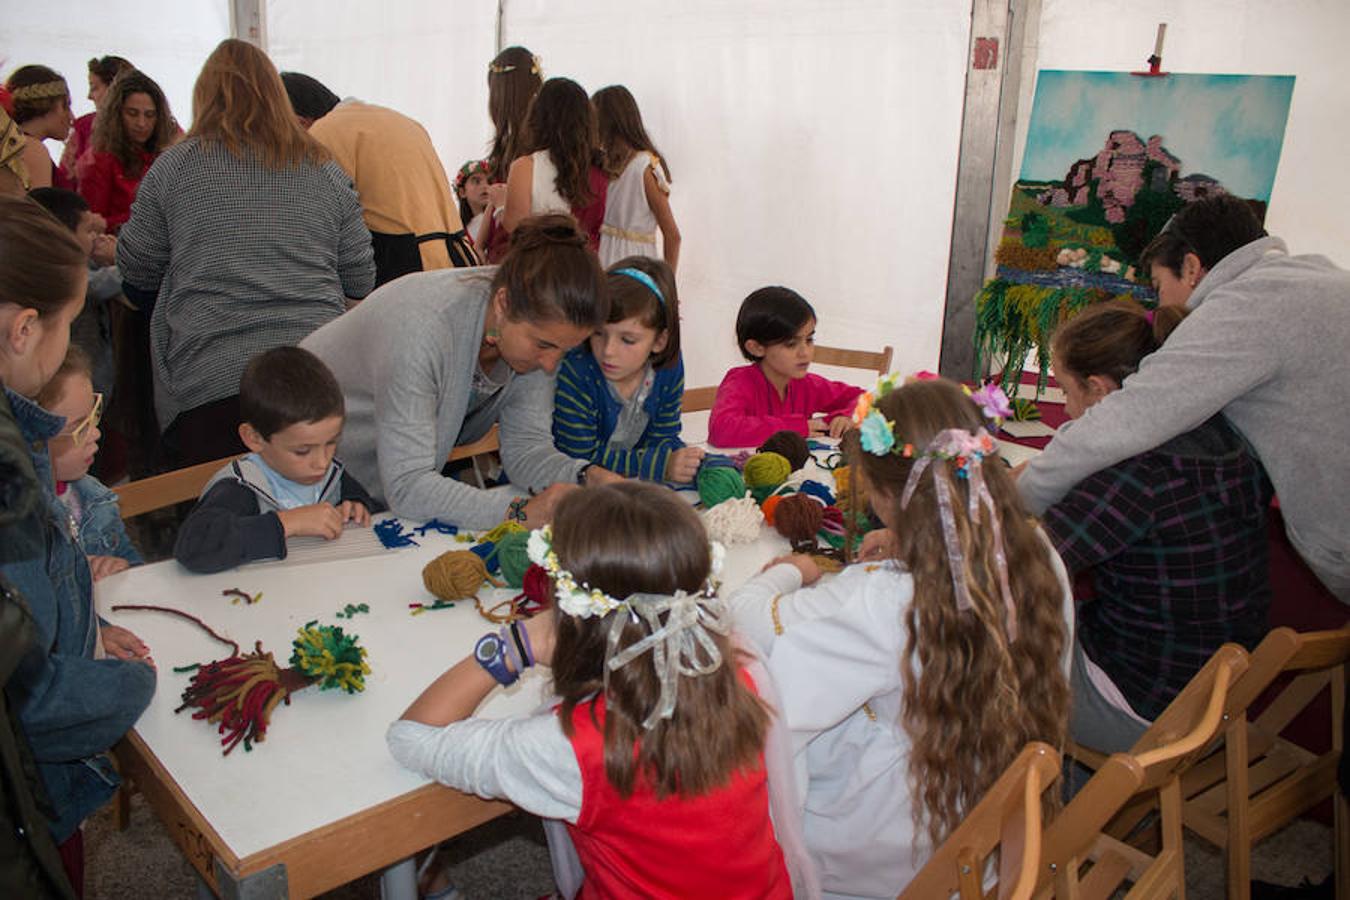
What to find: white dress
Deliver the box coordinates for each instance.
[530,150,571,215]
[598,151,668,267]
[726,541,1075,899]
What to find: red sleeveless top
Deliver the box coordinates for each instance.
[564,674,792,899]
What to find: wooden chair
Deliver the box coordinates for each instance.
[681,386,718,414]
[447,424,501,488]
[900,742,1061,900]
[1174,626,1350,900]
[1043,644,1250,898]
[814,343,895,378]
[114,454,243,517]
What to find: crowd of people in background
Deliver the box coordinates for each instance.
[1,30,1347,900]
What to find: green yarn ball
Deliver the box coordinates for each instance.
[743,451,791,489]
[495,530,533,589]
[697,465,746,508]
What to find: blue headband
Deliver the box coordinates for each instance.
[613,267,665,305]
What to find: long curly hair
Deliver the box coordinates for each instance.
[522,77,598,209]
[550,482,770,798]
[90,70,176,178]
[844,377,1069,847]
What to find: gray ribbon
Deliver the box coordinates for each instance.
[604,589,730,730]
[900,428,1018,642]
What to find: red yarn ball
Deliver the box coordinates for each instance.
[518,564,553,614]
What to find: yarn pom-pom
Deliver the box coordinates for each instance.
[291,621,371,694]
[702,495,763,545]
[774,493,824,550]
[743,452,791,489]
[697,465,746,509]
[757,430,810,471]
[495,530,533,589]
[423,550,497,601]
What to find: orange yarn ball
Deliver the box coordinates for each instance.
[761,494,784,526]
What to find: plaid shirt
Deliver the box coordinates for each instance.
[1043,416,1271,719]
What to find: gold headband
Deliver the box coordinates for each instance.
[9,80,68,102]
[489,55,541,77]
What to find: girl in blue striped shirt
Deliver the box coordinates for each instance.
[552,257,704,482]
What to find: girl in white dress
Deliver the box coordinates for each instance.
[593,85,680,271]
[727,376,1074,899]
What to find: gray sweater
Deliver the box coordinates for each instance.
[301,268,585,528]
[1019,236,1350,601]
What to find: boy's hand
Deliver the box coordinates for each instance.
[338,500,371,527]
[764,553,823,586]
[827,415,853,439]
[664,446,705,483]
[277,503,344,540]
[88,554,130,581]
[102,624,153,668]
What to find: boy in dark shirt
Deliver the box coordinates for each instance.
[175,347,381,573]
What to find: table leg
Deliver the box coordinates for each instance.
[379,857,417,900]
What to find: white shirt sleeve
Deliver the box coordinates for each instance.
[386,714,583,823]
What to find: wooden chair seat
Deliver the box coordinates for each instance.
[899,742,1061,900]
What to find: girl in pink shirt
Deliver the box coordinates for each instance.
[708,286,863,447]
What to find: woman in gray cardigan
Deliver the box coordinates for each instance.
[304,216,618,529]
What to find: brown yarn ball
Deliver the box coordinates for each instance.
[774,494,824,550]
[423,551,490,601]
[758,430,810,471]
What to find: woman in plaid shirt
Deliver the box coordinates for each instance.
[1044,301,1271,753]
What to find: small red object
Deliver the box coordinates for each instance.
[973,37,999,71]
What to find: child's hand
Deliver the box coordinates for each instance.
[764,553,823,586]
[665,446,705,483]
[828,416,853,439]
[523,483,578,528]
[807,417,829,437]
[487,182,508,209]
[277,503,344,540]
[102,624,153,668]
[338,500,371,527]
[88,554,130,581]
[858,527,899,562]
[523,608,557,668]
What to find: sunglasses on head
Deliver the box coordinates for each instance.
[58,393,103,447]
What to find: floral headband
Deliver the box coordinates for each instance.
[527,526,729,728]
[455,159,490,192]
[10,80,68,102]
[850,373,1019,642]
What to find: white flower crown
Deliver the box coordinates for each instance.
[526,525,725,619]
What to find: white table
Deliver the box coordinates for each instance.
[99,503,791,898]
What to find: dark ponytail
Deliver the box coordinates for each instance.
[490,214,608,328]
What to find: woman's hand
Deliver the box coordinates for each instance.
[523,483,578,528]
[88,555,130,581]
[102,624,153,668]
[857,527,899,562]
[764,553,823,586]
[664,446,705,483]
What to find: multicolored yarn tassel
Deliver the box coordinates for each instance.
[291,621,370,694]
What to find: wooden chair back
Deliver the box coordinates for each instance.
[814,344,894,378]
[680,386,718,414]
[446,424,501,489]
[899,742,1061,900]
[1178,626,1350,900]
[1038,644,1249,898]
[114,455,242,518]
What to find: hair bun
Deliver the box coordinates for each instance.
[512,213,587,251]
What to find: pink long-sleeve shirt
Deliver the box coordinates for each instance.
[708,364,863,448]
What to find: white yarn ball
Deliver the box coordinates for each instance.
[701,494,763,545]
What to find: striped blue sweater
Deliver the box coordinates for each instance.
[552,348,685,481]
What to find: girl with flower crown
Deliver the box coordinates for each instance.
[727,376,1074,898]
[388,481,816,899]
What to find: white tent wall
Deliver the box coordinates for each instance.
[0,1,231,149]
[1009,0,1350,266]
[265,0,499,189]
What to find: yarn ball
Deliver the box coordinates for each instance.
[519,564,553,610]
[423,550,490,601]
[495,530,533,589]
[697,465,746,508]
[760,494,784,526]
[702,495,763,545]
[798,479,835,506]
[743,452,791,489]
[774,494,824,549]
[757,430,810,471]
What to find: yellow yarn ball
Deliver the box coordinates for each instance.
[743,451,791,489]
[422,551,490,601]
